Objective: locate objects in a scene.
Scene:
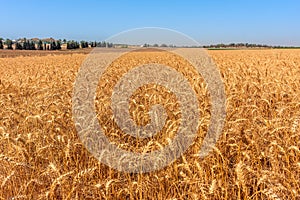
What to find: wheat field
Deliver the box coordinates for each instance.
[0,49,299,199]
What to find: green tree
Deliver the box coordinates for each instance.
[0,38,3,49]
[15,42,23,50]
[22,38,28,50]
[56,41,61,50]
[67,40,80,49]
[5,39,13,49]
[90,41,97,47]
[101,41,106,47]
[30,41,36,50]
[80,41,87,48]
[37,40,43,50]
[50,41,56,50]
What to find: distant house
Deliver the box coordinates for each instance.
[42,38,56,44]
[31,38,40,43]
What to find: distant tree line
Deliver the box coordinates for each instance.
[90,41,113,48]
[66,40,80,49]
[1,37,298,50]
[0,37,116,50]
[15,39,61,50]
[143,43,176,48]
[66,40,113,49]
[0,38,13,49]
[202,43,300,49]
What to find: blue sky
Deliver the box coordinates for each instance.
[1,0,299,46]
